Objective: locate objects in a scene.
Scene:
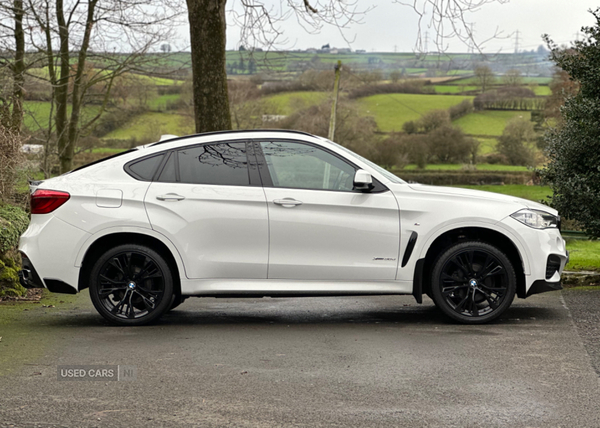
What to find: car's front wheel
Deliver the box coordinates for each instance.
[430,241,516,324]
[89,244,173,326]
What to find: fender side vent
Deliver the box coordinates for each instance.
[401,231,419,268]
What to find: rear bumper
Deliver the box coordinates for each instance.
[19,253,44,289]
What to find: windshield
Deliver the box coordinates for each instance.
[322,139,406,184]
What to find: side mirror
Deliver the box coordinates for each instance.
[353,169,373,191]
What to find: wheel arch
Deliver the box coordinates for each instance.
[77,231,183,298]
[419,227,527,299]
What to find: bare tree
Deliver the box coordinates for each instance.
[503,69,523,87]
[474,65,495,93]
[395,0,510,53]
[185,0,510,133]
[0,0,27,132]
[0,0,182,174]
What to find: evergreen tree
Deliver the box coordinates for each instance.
[541,9,600,236]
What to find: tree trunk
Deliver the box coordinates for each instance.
[10,0,25,133]
[55,0,71,173]
[186,0,231,133]
[65,0,97,173]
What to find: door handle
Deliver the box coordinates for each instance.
[273,198,303,207]
[156,193,185,201]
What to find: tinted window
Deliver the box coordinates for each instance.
[158,152,177,182]
[127,154,164,181]
[260,141,355,191]
[178,143,249,186]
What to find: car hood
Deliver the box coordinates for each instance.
[390,183,557,215]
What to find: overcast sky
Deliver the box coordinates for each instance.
[174,0,599,53]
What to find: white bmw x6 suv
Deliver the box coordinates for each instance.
[19,130,568,325]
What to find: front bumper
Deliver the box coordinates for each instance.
[526,279,563,297]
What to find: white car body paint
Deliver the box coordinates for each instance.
[19,130,568,315]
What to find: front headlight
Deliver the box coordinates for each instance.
[510,209,558,229]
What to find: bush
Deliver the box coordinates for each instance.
[448,99,473,121]
[347,81,430,99]
[368,134,409,169]
[91,106,146,138]
[402,120,418,134]
[418,110,450,133]
[398,170,536,185]
[276,100,378,158]
[540,10,600,237]
[0,203,29,298]
[157,85,183,96]
[497,118,537,166]
[480,153,509,165]
[0,128,25,203]
[474,86,543,111]
[425,125,475,163]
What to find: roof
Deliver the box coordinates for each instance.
[150,129,316,147]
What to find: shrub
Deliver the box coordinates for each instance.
[276,100,378,158]
[425,125,473,163]
[497,118,537,166]
[402,120,418,134]
[480,153,509,165]
[0,128,25,203]
[448,99,473,120]
[474,86,543,111]
[390,70,402,83]
[418,109,450,133]
[368,134,409,169]
[0,203,29,298]
[347,81,430,99]
[91,106,146,138]
[540,9,600,237]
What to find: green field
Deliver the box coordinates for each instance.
[453,110,532,136]
[148,93,182,111]
[103,112,193,141]
[454,184,551,202]
[476,137,497,155]
[565,240,600,271]
[531,85,551,96]
[23,101,100,132]
[264,91,329,115]
[359,94,474,132]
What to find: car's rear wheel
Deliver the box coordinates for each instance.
[89,244,173,326]
[431,241,516,324]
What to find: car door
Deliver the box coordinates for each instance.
[144,141,269,279]
[256,140,400,281]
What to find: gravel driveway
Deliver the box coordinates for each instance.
[1,289,599,428]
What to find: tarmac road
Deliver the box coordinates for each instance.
[1,289,599,428]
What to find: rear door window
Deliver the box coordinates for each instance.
[177,143,250,186]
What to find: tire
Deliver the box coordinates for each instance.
[168,295,187,311]
[430,241,516,324]
[89,244,174,326]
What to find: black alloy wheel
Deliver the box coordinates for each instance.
[89,244,174,326]
[431,241,516,324]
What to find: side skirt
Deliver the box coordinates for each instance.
[179,278,414,297]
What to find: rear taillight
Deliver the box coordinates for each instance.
[30,189,70,214]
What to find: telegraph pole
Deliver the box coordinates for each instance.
[328,60,342,141]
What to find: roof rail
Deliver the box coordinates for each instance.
[149,129,316,147]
